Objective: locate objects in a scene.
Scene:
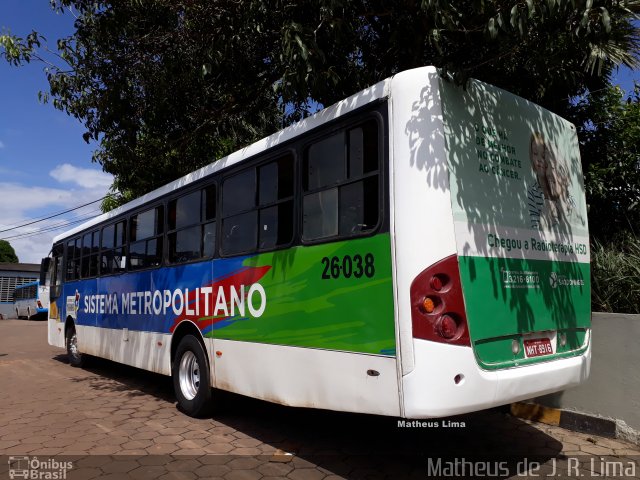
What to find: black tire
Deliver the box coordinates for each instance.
[172,335,212,417]
[66,323,84,367]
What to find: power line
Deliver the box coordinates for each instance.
[0,211,102,241]
[0,197,105,234]
[0,212,101,241]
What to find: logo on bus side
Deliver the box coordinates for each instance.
[82,283,267,319]
[549,272,585,289]
[65,290,80,319]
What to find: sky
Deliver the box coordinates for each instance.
[0,1,112,264]
[0,2,638,264]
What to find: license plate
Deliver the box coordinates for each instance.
[523,338,553,358]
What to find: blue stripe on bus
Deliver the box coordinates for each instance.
[63,255,251,334]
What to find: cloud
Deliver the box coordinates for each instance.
[50,163,113,189]
[0,180,110,264]
[0,140,5,149]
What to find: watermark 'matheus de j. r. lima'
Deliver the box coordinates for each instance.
[426,457,637,478]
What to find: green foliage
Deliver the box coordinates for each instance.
[42,1,284,204]
[1,1,639,208]
[270,0,640,119]
[570,83,640,240]
[591,235,640,313]
[0,30,42,65]
[0,240,19,263]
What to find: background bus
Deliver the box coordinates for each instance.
[14,280,49,320]
[42,66,591,418]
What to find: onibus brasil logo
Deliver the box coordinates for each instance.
[8,456,72,479]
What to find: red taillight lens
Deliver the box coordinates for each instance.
[436,314,458,339]
[430,275,444,291]
[37,300,43,308]
[410,254,470,346]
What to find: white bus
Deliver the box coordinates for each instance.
[14,280,49,320]
[42,66,591,417]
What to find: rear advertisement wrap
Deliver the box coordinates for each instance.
[440,78,591,369]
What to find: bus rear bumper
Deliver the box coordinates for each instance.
[402,333,591,419]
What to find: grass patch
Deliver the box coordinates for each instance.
[591,235,640,313]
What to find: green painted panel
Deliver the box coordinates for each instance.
[460,255,590,367]
[208,234,396,356]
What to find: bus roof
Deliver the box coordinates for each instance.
[51,65,423,244]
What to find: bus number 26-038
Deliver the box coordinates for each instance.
[321,254,375,279]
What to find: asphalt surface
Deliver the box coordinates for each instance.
[0,319,638,479]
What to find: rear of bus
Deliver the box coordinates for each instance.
[14,281,49,320]
[390,67,591,418]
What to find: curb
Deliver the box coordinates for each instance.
[510,402,639,445]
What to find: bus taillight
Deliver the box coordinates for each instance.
[436,314,459,339]
[410,255,470,346]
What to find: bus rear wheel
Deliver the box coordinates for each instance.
[66,324,84,367]
[172,335,212,417]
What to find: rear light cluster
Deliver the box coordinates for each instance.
[37,300,43,308]
[410,254,470,346]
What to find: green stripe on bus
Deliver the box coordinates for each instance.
[207,234,396,356]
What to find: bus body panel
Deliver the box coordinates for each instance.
[56,231,397,413]
[48,316,66,349]
[403,335,590,418]
[213,339,400,416]
[390,68,591,417]
[75,325,173,375]
[388,67,457,380]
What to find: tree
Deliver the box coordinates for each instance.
[571,82,640,240]
[2,1,639,207]
[0,240,19,263]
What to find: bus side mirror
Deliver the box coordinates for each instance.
[40,257,51,285]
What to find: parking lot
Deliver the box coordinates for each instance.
[0,319,638,479]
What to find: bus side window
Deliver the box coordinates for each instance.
[51,245,63,299]
[202,184,217,258]
[302,120,379,242]
[168,191,198,263]
[130,206,164,270]
[65,240,74,281]
[66,239,80,281]
[80,230,99,278]
[101,220,127,275]
[258,156,294,250]
[222,169,258,255]
[221,155,294,256]
[74,238,81,279]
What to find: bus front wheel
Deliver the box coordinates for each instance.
[66,324,84,367]
[172,335,212,417]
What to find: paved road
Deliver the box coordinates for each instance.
[0,319,638,479]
